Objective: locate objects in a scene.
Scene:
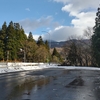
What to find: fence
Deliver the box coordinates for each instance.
[0,62,45,68]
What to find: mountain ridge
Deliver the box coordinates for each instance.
[49,39,90,48]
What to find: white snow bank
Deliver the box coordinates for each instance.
[0,62,48,74]
[57,66,100,70]
[0,62,100,74]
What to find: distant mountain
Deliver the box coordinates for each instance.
[49,39,90,48]
[50,41,66,48]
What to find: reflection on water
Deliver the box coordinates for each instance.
[6,76,52,100]
[3,70,100,100]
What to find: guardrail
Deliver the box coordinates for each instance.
[0,62,45,68]
[0,63,7,68]
[0,62,47,73]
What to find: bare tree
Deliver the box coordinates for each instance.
[84,27,93,39]
[63,35,92,66]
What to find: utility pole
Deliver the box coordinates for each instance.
[7,51,9,62]
[24,49,26,62]
[42,31,51,49]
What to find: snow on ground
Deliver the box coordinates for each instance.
[0,62,100,74]
[0,63,52,74]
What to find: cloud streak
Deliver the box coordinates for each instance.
[25,8,30,11]
[19,16,60,33]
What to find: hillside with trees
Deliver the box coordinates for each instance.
[61,5,100,67]
[1,4,100,67]
[62,38,92,66]
[0,21,62,63]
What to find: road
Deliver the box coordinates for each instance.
[0,68,100,100]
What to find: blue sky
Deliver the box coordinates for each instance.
[0,0,99,41]
[0,0,71,23]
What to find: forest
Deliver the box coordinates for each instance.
[0,6,100,67]
[62,7,100,67]
[0,21,62,63]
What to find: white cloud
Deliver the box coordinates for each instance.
[43,26,82,41]
[33,34,40,40]
[53,0,69,4]
[54,26,63,31]
[47,0,99,41]
[61,1,97,33]
[22,0,99,41]
[25,8,30,11]
[71,12,95,29]
[25,32,39,41]
[54,0,99,8]
[62,4,79,16]
[19,16,60,33]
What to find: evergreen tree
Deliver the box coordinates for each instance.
[1,22,7,41]
[6,21,17,60]
[0,32,4,60]
[92,6,100,66]
[5,22,27,61]
[37,36,44,46]
[14,23,27,61]
[0,22,7,60]
[14,23,21,30]
[45,40,49,51]
[67,42,78,66]
[52,48,62,63]
[26,41,38,62]
[0,21,55,62]
[26,32,38,62]
[28,32,34,42]
[52,48,58,57]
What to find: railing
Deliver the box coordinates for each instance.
[0,62,45,68]
[0,63,7,68]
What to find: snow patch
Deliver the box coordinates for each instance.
[0,62,100,74]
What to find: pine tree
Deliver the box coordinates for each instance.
[0,22,7,60]
[14,23,27,61]
[28,32,34,42]
[67,42,78,66]
[52,48,58,57]
[52,48,62,63]
[92,6,100,66]
[5,21,27,61]
[45,40,49,51]
[26,32,38,62]
[6,21,17,60]
[37,36,44,46]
